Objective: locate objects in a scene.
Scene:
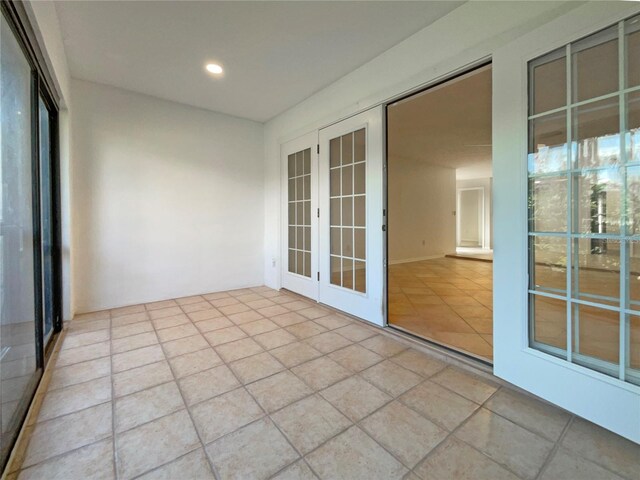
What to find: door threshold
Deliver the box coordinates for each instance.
[386,324,493,375]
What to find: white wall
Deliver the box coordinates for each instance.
[388,159,456,263]
[456,177,493,249]
[263,1,580,289]
[71,79,264,313]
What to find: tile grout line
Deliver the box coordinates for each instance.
[534,415,574,480]
[107,312,119,480]
[150,302,223,480]
[409,385,532,480]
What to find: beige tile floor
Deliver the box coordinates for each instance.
[389,257,494,361]
[9,286,640,480]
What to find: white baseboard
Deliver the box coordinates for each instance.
[388,254,447,265]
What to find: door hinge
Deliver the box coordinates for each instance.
[317,208,320,218]
[382,225,386,232]
[317,272,320,281]
[317,144,320,154]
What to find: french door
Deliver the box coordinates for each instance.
[494,3,640,442]
[281,108,384,326]
[281,132,319,300]
[318,107,384,326]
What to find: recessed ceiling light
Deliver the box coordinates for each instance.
[205,63,223,75]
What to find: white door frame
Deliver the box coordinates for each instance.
[318,106,385,326]
[456,186,485,249]
[280,132,319,301]
[493,2,640,442]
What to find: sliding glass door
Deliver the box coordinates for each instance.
[0,7,61,469]
[0,12,39,464]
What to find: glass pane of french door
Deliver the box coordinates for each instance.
[527,14,640,385]
[281,132,318,300]
[329,129,366,293]
[287,148,312,278]
[0,13,39,465]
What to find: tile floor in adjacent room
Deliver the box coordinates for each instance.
[389,257,494,361]
[9,286,640,480]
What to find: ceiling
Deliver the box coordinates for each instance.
[387,65,492,180]
[54,1,464,122]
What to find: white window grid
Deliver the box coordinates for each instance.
[329,130,367,293]
[288,148,311,278]
[527,15,640,385]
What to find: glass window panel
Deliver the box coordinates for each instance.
[330,198,341,226]
[354,196,365,227]
[354,229,366,260]
[342,165,353,196]
[626,16,640,88]
[331,227,341,256]
[304,252,311,278]
[342,227,354,258]
[297,227,303,250]
[341,133,353,165]
[575,168,622,235]
[354,129,365,162]
[629,240,640,312]
[341,197,353,226]
[531,51,566,114]
[304,227,311,252]
[573,98,620,169]
[288,226,295,249]
[628,92,640,164]
[288,203,295,225]
[528,112,567,174]
[331,256,341,286]
[288,154,295,178]
[295,152,303,177]
[573,303,619,368]
[330,168,341,197]
[355,261,366,293]
[530,236,567,294]
[529,176,568,232]
[630,314,639,378]
[626,166,639,235]
[289,250,296,273]
[354,163,366,194]
[303,148,311,175]
[296,201,304,225]
[288,178,295,202]
[296,251,304,276]
[330,137,341,168]
[1,15,38,461]
[530,295,567,352]
[572,28,618,102]
[303,201,311,226]
[296,177,304,201]
[303,175,310,201]
[574,238,620,306]
[343,258,354,289]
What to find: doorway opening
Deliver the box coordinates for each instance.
[386,63,493,362]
